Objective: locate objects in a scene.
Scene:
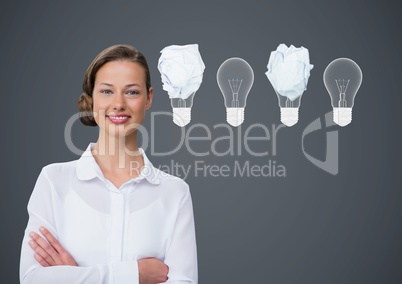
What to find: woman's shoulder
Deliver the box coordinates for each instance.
[32,160,80,197]
[152,168,190,193]
[40,159,78,178]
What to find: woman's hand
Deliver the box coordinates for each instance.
[138,258,169,284]
[28,226,78,267]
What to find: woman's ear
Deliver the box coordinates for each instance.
[146,87,153,110]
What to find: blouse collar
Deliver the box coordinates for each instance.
[76,143,161,185]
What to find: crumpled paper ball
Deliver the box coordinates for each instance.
[266,44,314,101]
[157,44,205,99]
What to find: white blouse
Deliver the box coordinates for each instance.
[20,143,198,284]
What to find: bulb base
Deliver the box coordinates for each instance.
[280,107,299,127]
[172,108,191,127]
[333,107,352,127]
[226,108,244,127]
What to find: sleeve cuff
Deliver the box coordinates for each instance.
[110,260,139,284]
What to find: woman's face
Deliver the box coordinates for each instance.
[92,60,153,137]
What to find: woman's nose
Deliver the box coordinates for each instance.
[113,94,126,110]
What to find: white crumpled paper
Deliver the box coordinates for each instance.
[157,44,205,99]
[265,44,314,101]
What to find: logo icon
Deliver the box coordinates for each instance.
[302,112,339,175]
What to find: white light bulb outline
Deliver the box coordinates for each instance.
[323,57,363,127]
[217,57,254,127]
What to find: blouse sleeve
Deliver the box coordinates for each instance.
[20,167,140,284]
[163,184,198,283]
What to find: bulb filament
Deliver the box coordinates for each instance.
[335,79,350,107]
[228,79,242,107]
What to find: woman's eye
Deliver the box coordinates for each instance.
[127,90,139,95]
[101,89,112,94]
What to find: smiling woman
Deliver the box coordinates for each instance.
[19,44,198,284]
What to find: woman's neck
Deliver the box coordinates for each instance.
[91,131,144,174]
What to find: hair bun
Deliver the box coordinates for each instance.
[77,93,97,126]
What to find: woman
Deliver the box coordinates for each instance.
[20,44,198,284]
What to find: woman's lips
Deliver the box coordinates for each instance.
[106,115,130,124]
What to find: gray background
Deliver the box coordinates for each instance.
[1,0,401,283]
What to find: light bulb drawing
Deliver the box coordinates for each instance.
[157,44,205,127]
[323,58,362,126]
[217,58,254,127]
[265,44,314,127]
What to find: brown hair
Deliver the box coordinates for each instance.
[78,44,151,126]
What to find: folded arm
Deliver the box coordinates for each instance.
[20,168,141,284]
